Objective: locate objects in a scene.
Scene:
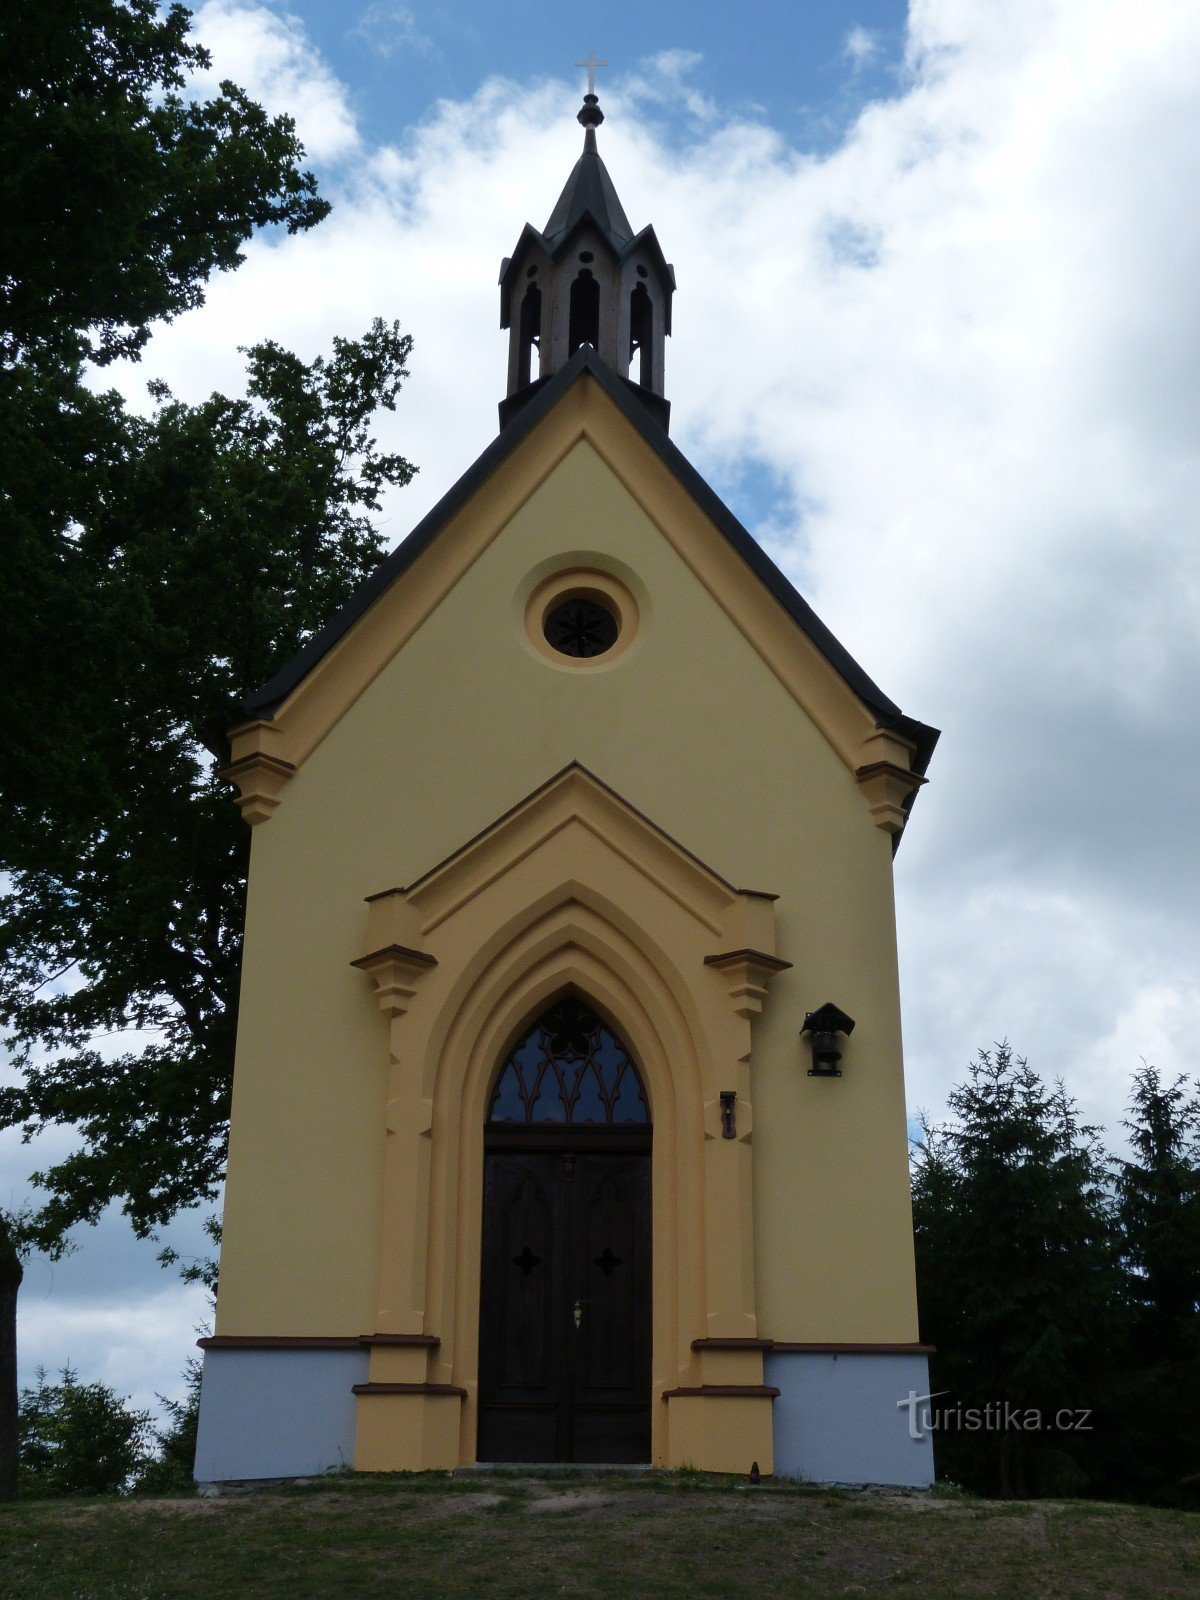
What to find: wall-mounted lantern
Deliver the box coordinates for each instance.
[802,1002,856,1077]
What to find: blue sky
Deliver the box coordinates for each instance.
[7,0,1200,1427]
[281,0,911,153]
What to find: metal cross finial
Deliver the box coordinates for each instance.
[575,52,609,98]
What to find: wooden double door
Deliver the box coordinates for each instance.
[477,1130,652,1463]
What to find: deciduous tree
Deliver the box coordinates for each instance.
[0,1216,22,1501]
[1,0,327,372]
[0,1,416,1258]
[1,327,415,1250]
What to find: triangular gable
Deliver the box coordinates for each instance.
[214,349,937,844]
[352,760,791,1026]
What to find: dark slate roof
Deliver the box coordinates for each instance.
[497,123,675,332]
[542,127,633,249]
[219,347,938,835]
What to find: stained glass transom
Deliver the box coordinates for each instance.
[488,997,649,1126]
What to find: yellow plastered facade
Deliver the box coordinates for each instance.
[214,373,926,1474]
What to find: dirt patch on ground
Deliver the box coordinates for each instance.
[422,1491,507,1516]
[523,1487,620,1518]
[114,1496,226,1518]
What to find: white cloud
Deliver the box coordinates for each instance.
[190,0,360,163]
[18,1282,210,1420]
[844,26,882,68]
[620,50,718,123]
[102,0,1200,1183]
[349,3,434,60]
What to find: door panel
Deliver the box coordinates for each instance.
[477,1152,565,1463]
[477,1142,650,1463]
[499,1171,555,1390]
[570,1153,651,1463]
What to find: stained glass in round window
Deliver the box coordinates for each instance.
[543,596,619,659]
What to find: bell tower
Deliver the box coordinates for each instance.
[498,86,676,431]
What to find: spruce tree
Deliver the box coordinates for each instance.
[1114,1066,1200,1502]
[912,1043,1121,1496]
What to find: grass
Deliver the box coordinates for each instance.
[2,1470,1198,1599]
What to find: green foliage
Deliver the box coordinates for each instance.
[158,1215,222,1291]
[1109,1066,1200,1503]
[135,1359,202,1493]
[18,1356,203,1498]
[914,1048,1200,1505]
[0,0,417,1261]
[1,0,328,370]
[912,1042,1122,1497]
[0,325,415,1253]
[4,1471,1200,1599]
[18,1366,152,1497]
[1116,1065,1200,1340]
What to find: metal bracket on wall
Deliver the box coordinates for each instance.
[719,1090,737,1139]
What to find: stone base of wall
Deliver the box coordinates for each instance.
[765,1351,935,1487]
[194,1348,368,1483]
[195,1345,937,1486]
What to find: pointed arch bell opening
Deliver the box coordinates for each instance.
[568,269,601,355]
[517,281,542,389]
[629,281,654,390]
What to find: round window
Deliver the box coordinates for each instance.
[520,564,641,669]
[543,595,619,658]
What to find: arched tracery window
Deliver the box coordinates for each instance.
[488,996,649,1126]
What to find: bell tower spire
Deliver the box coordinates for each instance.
[498,70,676,431]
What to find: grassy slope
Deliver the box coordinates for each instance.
[1,1473,1198,1599]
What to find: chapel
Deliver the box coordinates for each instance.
[194,82,939,1486]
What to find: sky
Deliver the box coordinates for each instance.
[5,0,1199,1423]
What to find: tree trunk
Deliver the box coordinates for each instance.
[0,1217,22,1501]
[998,1427,1014,1499]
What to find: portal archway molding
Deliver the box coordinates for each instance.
[350,764,790,1470]
[433,913,694,1466]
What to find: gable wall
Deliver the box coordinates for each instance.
[217,436,920,1345]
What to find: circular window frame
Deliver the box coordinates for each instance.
[522,566,640,671]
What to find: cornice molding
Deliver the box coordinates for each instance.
[352,1381,466,1397]
[704,948,793,1019]
[662,1384,780,1400]
[218,750,296,827]
[350,943,439,1017]
[198,1333,442,1350]
[854,760,928,835]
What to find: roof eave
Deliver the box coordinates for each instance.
[546,212,627,262]
[499,224,552,326]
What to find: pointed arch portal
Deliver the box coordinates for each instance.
[478,995,652,1462]
[349,765,790,1473]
